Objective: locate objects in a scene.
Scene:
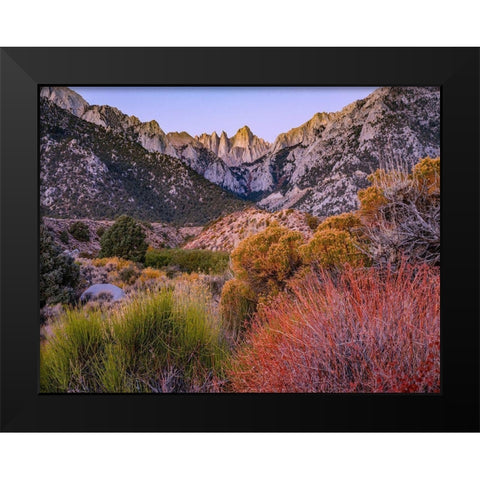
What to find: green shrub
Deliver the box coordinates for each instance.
[118,266,140,285]
[145,248,229,274]
[141,220,154,231]
[40,224,80,309]
[40,284,227,393]
[96,226,106,239]
[68,221,90,242]
[99,215,148,263]
[59,230,69,244]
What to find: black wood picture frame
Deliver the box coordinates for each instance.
[1,47,478,432]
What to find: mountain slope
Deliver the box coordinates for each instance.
[236,87,440,216]
[40,98,250,225]
[183,207,316,252]
[43,217,202,256]
[40,87,259,193]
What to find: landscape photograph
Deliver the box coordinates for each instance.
[39,85,440,393]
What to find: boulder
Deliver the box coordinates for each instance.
[80,283,126,303]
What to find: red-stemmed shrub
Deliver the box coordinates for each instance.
[228,261,440,393]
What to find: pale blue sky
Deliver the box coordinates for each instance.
[71,87,377,142]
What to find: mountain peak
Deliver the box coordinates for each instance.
[40,86,89,117]
[271,110,335,152]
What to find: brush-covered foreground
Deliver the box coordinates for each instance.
[40,261,440,393]
[41,279,227,393]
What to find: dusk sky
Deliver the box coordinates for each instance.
[71,87,377,142]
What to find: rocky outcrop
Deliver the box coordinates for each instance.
[271,112,336,152]
[40,86,89,117]
[80,284,126,303]
[196,126,271,166]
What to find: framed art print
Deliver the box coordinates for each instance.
[1,47,479,431]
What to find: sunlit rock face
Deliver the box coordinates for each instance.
[40,86,89,117]
[196,126,271,167]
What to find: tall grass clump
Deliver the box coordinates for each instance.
[40,281,227,393]
[40,309,105,392]
[228,261,440,393]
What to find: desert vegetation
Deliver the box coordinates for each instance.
[41,281,227,393]
[145,248,229,275]
[40,157,440,393]
[227,262,439,393]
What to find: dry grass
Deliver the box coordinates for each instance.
[228,261,440,393]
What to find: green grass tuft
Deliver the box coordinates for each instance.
[40,282,228,393]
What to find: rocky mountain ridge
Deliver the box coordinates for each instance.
[229,87,440,216]
[40,87,266,190]
[41,86,440,220]
[196,126,271,166]
[40,98,250,225]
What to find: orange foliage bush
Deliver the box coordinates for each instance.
[300,213,369,268]
[91,256,135,271]
[316,212,363,233]
[412,156,440,194]
[228,261,440,393]
[230,223,304,297]
[219,278,257,334]
[358,185,388,221]
[137,267,166,284]
[300,228,368,268]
